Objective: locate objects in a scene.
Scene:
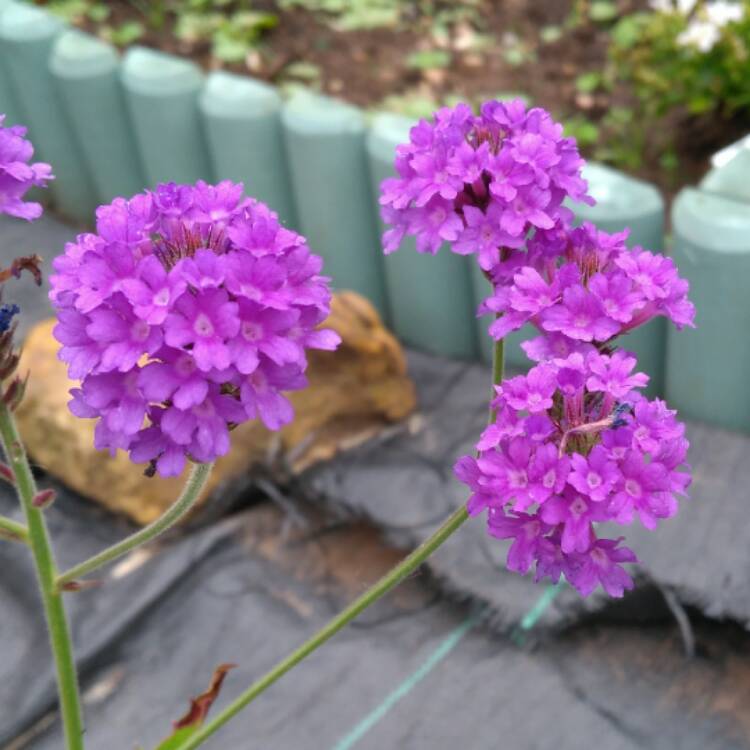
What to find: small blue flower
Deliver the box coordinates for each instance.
[0,304,20,334]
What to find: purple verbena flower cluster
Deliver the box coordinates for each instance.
[50,181,340,477]
[0,114,53,221]
[454,351,690,596]
[381,100,696,598]
[379,99,591,265]
[484,221,695,346]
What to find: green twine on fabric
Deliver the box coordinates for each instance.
[331,582,563,750]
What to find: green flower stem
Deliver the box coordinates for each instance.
[176,504,469,750]
[490,334,505,420]
[56,462,213,590]
[175,339,507,750]
[0,513,28,543]
[0,401,84,750]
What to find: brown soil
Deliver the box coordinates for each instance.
[49,0,750,199]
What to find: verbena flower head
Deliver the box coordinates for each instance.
[482,221,695,346]
[455,351,691,597]
[51,181,340,477]
[0,114,53,221]
[379,99,592,269]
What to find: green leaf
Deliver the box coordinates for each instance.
[212,33,251,62]
[406,49,452,70]
[106,21,145,47]
[45,0,90,23]
[175,12,222,43]
[659,150,679,172]
[152,664,235,750]
[153,726,198,750]
[334,6,399,31]
[540,25,563,43]
[504,46,526,67]
[86,3,110,22]
[575,71,603,93]
[378,91,440,119]
[283,61,322,80]
[589,1,618,23]
[563,116,600,147]
[611,14,646,49]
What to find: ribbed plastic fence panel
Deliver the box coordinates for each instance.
[711,134,750,168]
[0,1,24,127]
[668,188,750,432]
[571,162,667,396]
[700,149,750,204]
[50,30,144,204]
[366,113,477,358]
[200,72,297,228]
[0,3,96,223]
[121,47,210,188]
[282,91,388,318]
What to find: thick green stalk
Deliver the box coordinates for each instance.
[0,512,28,543]
[56,462,213,589]
[176,339,507,750]
[0,402,84,750]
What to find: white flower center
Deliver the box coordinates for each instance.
[193,313,214,337]
[242,321,263,342]
[154,287,170,307]
[625,479,642,498]
[587,471,602,489]
[570,496,588,518]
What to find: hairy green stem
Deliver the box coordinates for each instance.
[0,512,28,543]
[0,402,84,750]
[176,339,506,750]
[56,462,213,589]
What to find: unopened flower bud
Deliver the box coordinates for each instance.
[0,462,15,485]
[32,488,56,509]
[2,372,28,411]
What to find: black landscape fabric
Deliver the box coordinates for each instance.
[2,486,750,750]
[2,214,750,748]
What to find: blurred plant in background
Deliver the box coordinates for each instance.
[611,0,750,118]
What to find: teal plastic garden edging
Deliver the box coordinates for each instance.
[1,0,748,434]
[49,30,144,205]
[0,0,97,222]
[0,1,23,128]
[700,149,750,204]
[200,71,297,228]
[121,46,211,188]
[367,113,477,359]
[282,90,389,319]
[668,188,750,432]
